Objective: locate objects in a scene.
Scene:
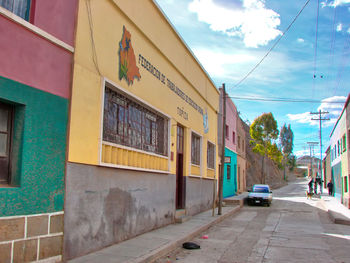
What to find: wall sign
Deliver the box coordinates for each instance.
[138,53,204,117]
[118,26,141,85]
[224,156,231,163]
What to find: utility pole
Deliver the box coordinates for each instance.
[310,110,329,187]
[218,83,226,215]
[307,142,318,178]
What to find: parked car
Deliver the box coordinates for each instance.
[247,184,272,206]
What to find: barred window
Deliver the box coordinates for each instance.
[191,133,201,165]
[207,141,215,169]
[103,87,168,156]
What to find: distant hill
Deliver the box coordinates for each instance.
[296,156,320,167]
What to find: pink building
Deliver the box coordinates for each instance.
[0,1,77,262]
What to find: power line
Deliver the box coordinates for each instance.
[228,96,345,104]
[233,0,312,88]
[312,0,320,101]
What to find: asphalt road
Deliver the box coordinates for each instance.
[155,179,350,263]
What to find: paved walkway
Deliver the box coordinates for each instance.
[318,190,350,225]
[68,205,242,263]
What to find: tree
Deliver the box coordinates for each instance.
[250,113,280,183]
[279,124,294,180]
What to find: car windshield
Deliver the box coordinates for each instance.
[253,186,269,193]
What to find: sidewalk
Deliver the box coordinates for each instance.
[68,205,242,263]
[318,191,350,226]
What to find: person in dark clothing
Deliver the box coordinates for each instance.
[308,178,314,194]
[327,180,333,196]
[315,177,322,194]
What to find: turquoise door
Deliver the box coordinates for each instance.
[223,148,237,198]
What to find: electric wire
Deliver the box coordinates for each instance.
[86,0,102,76]
[312,0,320,101]
[228,96,345,104]
[328,5,337,96]
[233,0,312,88]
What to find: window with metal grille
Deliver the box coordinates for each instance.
[0,0,31,20]
[103,87,168,156]
[342,134,346,152]
[207,141,215,169]
[191,132,201,165]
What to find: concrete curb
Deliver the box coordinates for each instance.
[128,205,242,263]
[318,199,350,226]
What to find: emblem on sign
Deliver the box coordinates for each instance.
[119,26,141,85]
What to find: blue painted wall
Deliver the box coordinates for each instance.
[332,162,342,201]
[223,148,237,198]
[0,77,68,216]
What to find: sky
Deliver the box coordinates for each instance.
[155,0,350,159]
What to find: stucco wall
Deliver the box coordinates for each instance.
[185,177,214,216]
[64,162,176,259]
[0,77,67,216]
[32,0,78,45]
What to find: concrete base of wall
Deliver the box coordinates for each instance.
[64,163,216,260]
[185,176,215,216]
[64,163,176,260]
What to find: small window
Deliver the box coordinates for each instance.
[191,133,201,165]
[238,135,241,149]
[242,139,245,152]
[342,134,346,152]
[338,141,340,155]
[207,141,215,169]
[225,125,229,139]
[226,165,231,180]
[345,176,348,193]
[232,131,235,144]
[0,102,13,184]
[0,0,32,21]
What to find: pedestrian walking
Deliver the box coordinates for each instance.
[315,177,322,194]
[327,180,333,196]
[308,178,314,194]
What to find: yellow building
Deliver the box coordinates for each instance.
[64,0,219,259]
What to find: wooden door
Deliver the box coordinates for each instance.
[176,125,185,209]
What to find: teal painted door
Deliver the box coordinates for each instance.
[223,148,237,198]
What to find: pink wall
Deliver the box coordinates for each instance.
[32,0,78,46]
[225,98,237,152]
[0,16,72,99]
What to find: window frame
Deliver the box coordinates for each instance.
[191,132,201,166]
[0,101,14,184]
[226,164,231,180]
[102,85,169,157]
[207,141,215,169]
[0,0,32,21]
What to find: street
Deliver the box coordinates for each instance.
[156,179,350,263]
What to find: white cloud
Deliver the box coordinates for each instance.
[192,47,256,78]
[336,23,343,32]
[286,96,346,127]
[297,38,305,43]
[324,0,350,7]
[188,0,282,48]
[295,149,310,157]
